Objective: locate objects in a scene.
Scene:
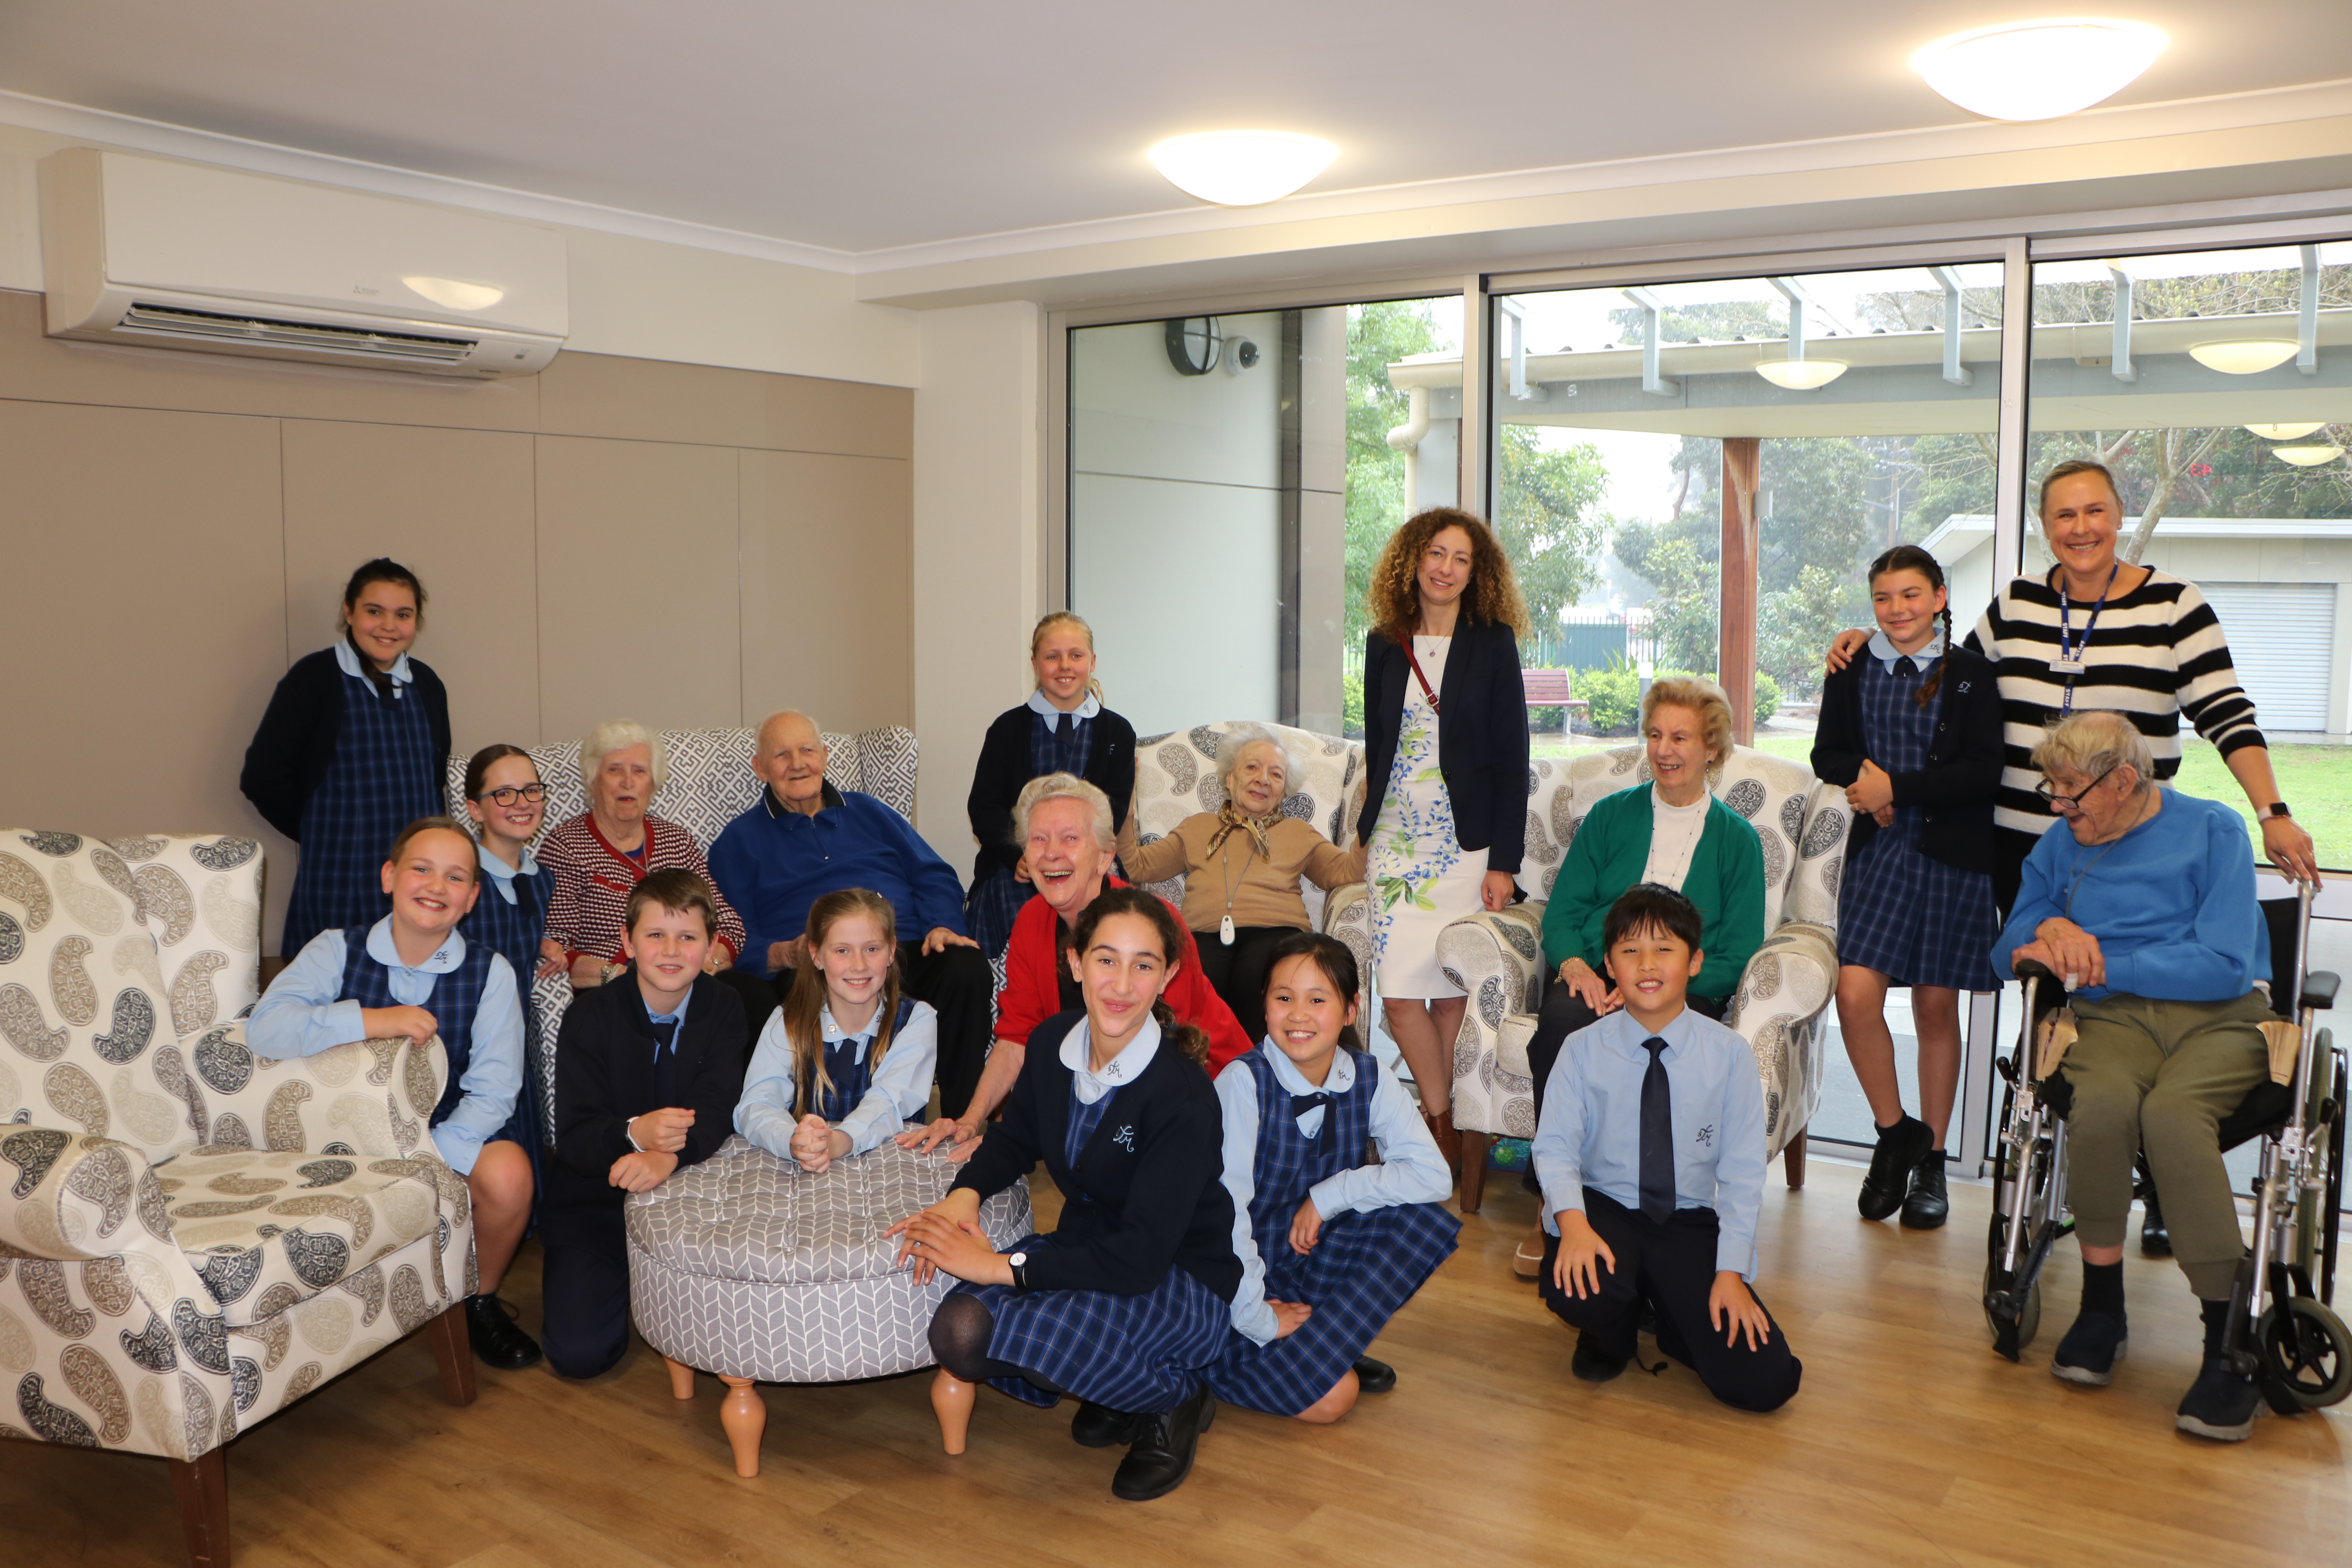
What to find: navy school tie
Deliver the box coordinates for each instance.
[1289,1091,1333,1143]
[1639,1036,1675,1224]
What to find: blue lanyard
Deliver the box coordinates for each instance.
[2055,564,2117,717]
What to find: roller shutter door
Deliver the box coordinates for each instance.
[2198,582,2335,733]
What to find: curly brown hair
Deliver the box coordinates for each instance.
[1365,508,1530,644]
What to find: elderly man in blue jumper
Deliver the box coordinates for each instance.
[708,710,991,1116]
[1998,708,2278,1443]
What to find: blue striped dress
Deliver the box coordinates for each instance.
[1205,1050,1460,1415]
[459,853,551,1197]
[1836,655,2002,991]
[283,666,443,956]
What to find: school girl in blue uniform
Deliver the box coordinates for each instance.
[248,816,542,1370]
[1205,931,1458,1422]
[242,559,451,957]
[736,888,939,1169]
[1811,544,2004,1229]
[459,743,562,1212]
[891,886,1237,1503]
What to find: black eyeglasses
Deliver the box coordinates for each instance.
[478,784,548,806]
[2034,764,2117,813]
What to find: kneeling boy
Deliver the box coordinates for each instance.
[543,869,750,1378]
[1533,882,1800,1412]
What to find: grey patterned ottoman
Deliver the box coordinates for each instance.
[624,1134,1033,1475]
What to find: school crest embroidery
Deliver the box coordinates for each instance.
[1696,1124,1714,1147]
[1112,1125,1136,1151]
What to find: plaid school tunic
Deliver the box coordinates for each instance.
[339,924,526,1145]
[460,862,551,1178]
[1205,1049,1461,1416]
[282,667,443,957]
[1837,655,2002,991]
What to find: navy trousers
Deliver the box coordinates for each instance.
[540,1228,631,1380]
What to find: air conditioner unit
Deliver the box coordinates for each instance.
[39,149,567,376]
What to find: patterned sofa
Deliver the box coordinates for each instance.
[1437,746,1849,1211]
[1127,721,1372,1004]
[0,830,477,1566]
[441,724,920,1149]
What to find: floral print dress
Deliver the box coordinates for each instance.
[1369,635,1489,999]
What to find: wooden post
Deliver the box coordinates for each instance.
[1720,437,1761,746]
[167,1448,230,1568]
[718,1376,766,1477]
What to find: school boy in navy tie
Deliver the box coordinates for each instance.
[1532,883,1801,1412]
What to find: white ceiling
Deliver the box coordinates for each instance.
[4,0,2348,264]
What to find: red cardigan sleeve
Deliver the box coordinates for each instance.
[993,895,1062,1045]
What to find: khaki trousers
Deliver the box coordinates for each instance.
[2060,990,2271,1300]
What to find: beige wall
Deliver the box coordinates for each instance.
[0,288,913,951]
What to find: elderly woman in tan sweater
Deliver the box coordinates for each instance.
[1117,724,1367,1044]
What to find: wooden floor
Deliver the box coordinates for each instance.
[10,1159,2351,1567]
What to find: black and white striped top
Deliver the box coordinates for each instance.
[1963,568,2265,836]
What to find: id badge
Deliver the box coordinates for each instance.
[1220,915,1236,946]
[2049,657,2085,677]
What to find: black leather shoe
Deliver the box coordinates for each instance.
[1900,1149,1949,1230]
[1351,1356,1396,1394]
[1071,1400,1142,1448]
[1571,1336,1629,1383]
[2176,1353,2260,1441]
[1859,1115,1935,1221]
[465,1294,543,1370]
[1111,1384,1214,1502]
[2141,1196,2173,1258]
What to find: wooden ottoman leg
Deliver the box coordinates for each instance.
[1784,1129,1808,1189]
[168,1448,229,1568]
[665,1357,697,1401]
[427,1301,477,1407]
[718,1376,766,1477]
[931,1368,976,1456]
[1458,1132,1490,1214]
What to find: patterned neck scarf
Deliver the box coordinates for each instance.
[1205,801,1279,859]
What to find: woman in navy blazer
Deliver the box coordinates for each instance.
[1355,508,1531,1173]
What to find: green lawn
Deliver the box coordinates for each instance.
[1533,731,2352,873]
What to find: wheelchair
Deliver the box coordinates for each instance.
[1982,879,2351,1415]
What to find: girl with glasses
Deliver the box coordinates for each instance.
[460,742,564,1216]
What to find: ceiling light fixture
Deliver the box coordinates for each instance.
[1913,18,2166,121]
[1147,131,1336,206]
[2190,340,2299,375]
[2271,443,2345,468]
[1755,359,1848,390]
[403,276,505,311]
[2245,422,2326,441]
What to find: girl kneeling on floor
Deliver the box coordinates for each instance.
[1205,932,1459,1422]
[737,888,939,1170]
[889,886,1238,1503]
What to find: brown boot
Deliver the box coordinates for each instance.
[1423,1103,1463,1178]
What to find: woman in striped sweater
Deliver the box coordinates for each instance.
[1829,459,2319,907]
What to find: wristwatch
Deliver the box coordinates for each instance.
[601,959,627,983]
[2259,802,2293,822]
[1007,1250,1030,1291]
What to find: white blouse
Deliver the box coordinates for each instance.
[1640,786,1708,891]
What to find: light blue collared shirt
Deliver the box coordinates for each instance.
[247,918,522,1176]
[1060,1014,1158,1105]
[1866,628,1944,673]
[1216,1040,1452,1345]
[736,999,940,1160]
[1026,688,1102,723]
[477,842,541,907]
[332,636,415,692]
[1532,1005,1768,1279]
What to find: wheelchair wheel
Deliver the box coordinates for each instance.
[1982,1262,2042,1355]
[2258,1297,2352,1410]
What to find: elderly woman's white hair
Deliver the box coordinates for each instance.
[2031,710,2154,793]
[1212,724,1304,806]
[1015,771,1116,853]
[580,719,669,794]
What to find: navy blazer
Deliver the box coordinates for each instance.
[1356,622,1530,874]
[1811,642,2004,872]
[951,1010,1239,1301]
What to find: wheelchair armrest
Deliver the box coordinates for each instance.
[2303,970,2339,1012]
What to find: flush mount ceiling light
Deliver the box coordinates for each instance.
[2246,422,2326,440]
[1755,359,1848,390]
[2272,443,2345,467]
[403,276,505,311]
[1913,18,2166,121]
[1147,131,1336,206]
[2190,340,2299,375]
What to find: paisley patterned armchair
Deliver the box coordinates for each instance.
[0,830,477,1566]
[1434,746,1849,1211]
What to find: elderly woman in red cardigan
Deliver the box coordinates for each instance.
[903,773,1250,1160]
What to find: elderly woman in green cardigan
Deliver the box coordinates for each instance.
[1510,677,1767,1276]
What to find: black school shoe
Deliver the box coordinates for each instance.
[1571,1335,1630,1383]
[1351,1356,1396,1394]
[2176,1354,2261,1441]
[2141,1195,2173,1258]
[1071,1401,1142,1448]
[1859,1115,1935,1221]
[465,1294,543,1370]
[1900,1149,1949,1230]
[1111,1383,1215,1502]
[2049,1309,2128,1387]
